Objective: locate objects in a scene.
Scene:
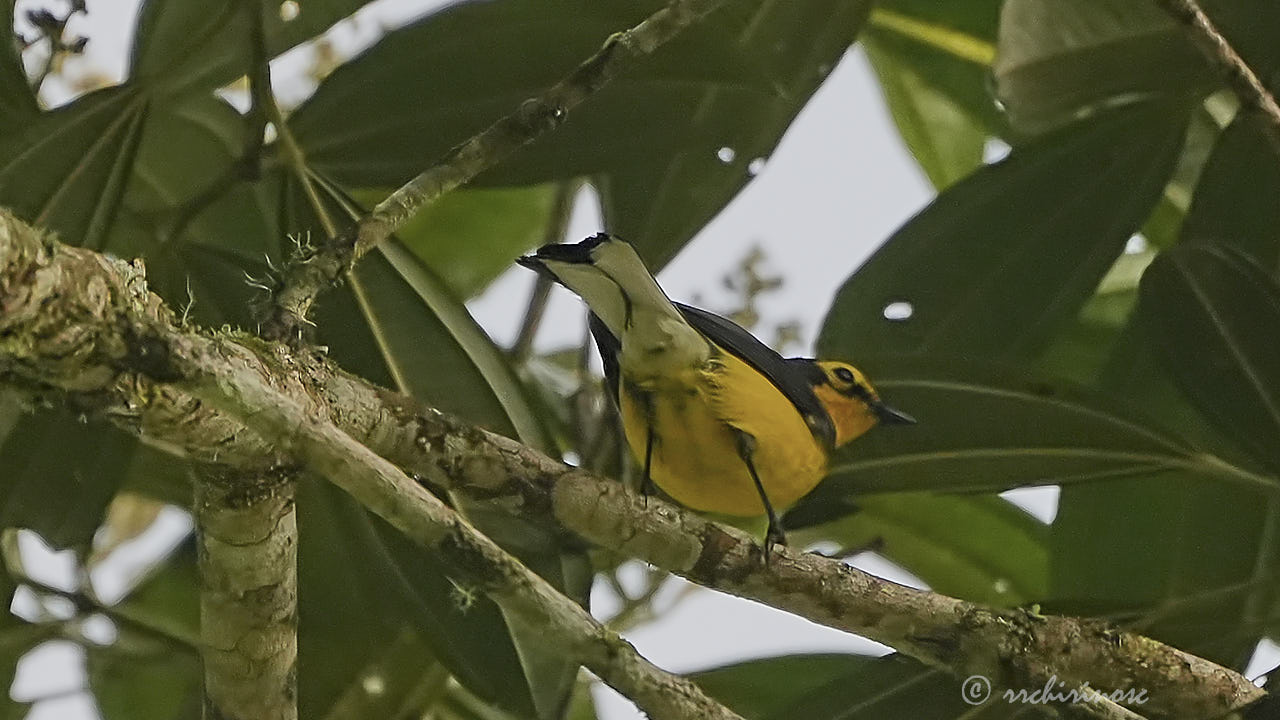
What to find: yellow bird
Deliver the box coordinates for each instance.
[518,234,913,555]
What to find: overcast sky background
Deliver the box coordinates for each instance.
[11,0,1277,718]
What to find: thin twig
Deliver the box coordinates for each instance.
[247,1,338,238]
[1155,0,1280,135]
[264,0,738,341]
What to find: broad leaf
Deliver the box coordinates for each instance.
[791,493,1048,605]
[1140,246,1280,472]
[129,0,378,94]
[1053,471,1278,666]
[0,404,136,549]
[861,0,1002,187]
[289,0,871,267]
[693,654,969,720]
[994,0,1280,133]
[1051,257,1280,667]
[352,185,560,298]
[819,100,1187,362]
[0,86,148,248]
[0,1,38,132]
[1181,112,1280,275]
[794,358,1273,496]
[296,480,543,718]
[598,0,872,267]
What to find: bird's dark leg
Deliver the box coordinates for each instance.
[734,431,786,561]
[640,395,657,503]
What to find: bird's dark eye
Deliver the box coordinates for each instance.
[833,367,856,384]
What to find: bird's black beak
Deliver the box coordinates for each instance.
[873,402,916,425]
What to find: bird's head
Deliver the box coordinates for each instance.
[809,361,915,447]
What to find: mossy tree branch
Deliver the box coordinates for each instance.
[0,210,742,720]
[0,211,1267,719]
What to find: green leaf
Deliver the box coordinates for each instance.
[818,100,1188,362]
[0,405,136,549]
[1139,245,1280,472]
[121,95,247,218]
[290,0,870,268]
[863,33,988,189]
[791,493,1048,605]
[129,0,377,94]
[1033,246,1154,384]
[994,0,1207,133]
[994,0,1280,133]
[299,480,540,719]
[352,185,560,298]
[1050,257,1280,666]
[89,644,202,720]
[1181,112,1280,274]
[0,2,38,133]
[599,0,873,267]
[794,358,1274,496]
[0,86,148,248]
[1053,472,1278,666]
[861,0,1002,187]
[693,654,967,720]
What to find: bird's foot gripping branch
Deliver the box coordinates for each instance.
[0,209,1267,720]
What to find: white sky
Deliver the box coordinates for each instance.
[10,0,1277,718]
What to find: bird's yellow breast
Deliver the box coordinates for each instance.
[618,347,829,517]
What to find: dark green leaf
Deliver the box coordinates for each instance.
[693,654,968,720]
[1181,112,1280,274]
[1053,471,1279,666]
[299,480,540,719]
[1139,245,1280,472]
[994,0,1280,133]
[351,185,559,298]
[994,0,1206,133]
[1050,266,1280,667]
[129,0,376,94]
[290,0,870,267]
[793,358,1273,496]
[599,0,871,267]
[791,493,1047,605]
[818,101,1188,361]
[0,404,135,549]
[0,86,148,248]
[0,2,38,133]
[1033,247,1152,384]
[89,643,202,720]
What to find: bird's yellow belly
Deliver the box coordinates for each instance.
[618,353,829,517]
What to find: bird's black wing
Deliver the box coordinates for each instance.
[588,312,622,403]
[674,303,836,449]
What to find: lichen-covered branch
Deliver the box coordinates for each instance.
[264,0,736,340]
[194,464,298,720]
[0,210,1266,719]
[1155,0,1280,135]
[0,210,741,720]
